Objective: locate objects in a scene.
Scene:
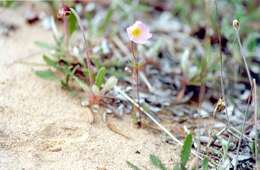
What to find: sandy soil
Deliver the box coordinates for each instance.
[0,5,178,170]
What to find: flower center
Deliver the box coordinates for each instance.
[131,26,142,38]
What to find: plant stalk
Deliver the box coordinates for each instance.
[233,23,254,170]
[234,28,253,87]
[130,42,141,126]
[70,8,93,85]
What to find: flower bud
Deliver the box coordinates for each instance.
[233,19,240,30]
[57,5,71,18]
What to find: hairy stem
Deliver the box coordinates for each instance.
[130,42,141,125]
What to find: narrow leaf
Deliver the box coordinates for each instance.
[180,133,192,168]
[43,55,57,68]
[202,157,208,170]
[95,67,106,88]
[35,70,59,81]
[126,161,142,170]
[68,13,77,35]
[35,41,54,50]
[149,154,167,170]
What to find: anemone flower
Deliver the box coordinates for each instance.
[126,21,152,126]
[127,21,152,44]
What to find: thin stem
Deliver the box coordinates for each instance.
[253,79,260,169]
[253,79,258,168]
[70,8,93,85]
[233,25,254,170]
[130,42,141,125]
[234,28,253,87]
[214,0,230,126]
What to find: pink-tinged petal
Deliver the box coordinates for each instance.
[135,21,149,33]
[126,21,152,44]
[132,34,151,44]
[126,26,134,41]
[132,38,145,44]
[146,32,152,39]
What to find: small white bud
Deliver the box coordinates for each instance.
[233,19,240,30]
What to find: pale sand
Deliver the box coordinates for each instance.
[0,6,178,170]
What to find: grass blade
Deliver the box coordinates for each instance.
[180,133,192,169]
[43,55,58,68]
[95,67,106,88]
[149,154,167,170]
[202,157,208,170]
[35,70,59,81]
[126,161,142,170]
[68,14,77,35]
[35,41,54,50]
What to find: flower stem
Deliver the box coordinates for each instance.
[70,8,93,85]
[130,41,141,126]
[234,28,253,87]
[233,24,254,170]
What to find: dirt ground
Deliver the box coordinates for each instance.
[0,6,178,170]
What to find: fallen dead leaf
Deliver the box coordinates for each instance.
[80,108,94,124]
[106,120,130,140]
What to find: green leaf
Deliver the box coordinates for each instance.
[43,55,58,68]
[180,133,192,169]
[126,161,142,170]
[68,13,77,35]
[1,0,15,7]
[95,67,106,88]
[35,41,54,50]
[202,158,208,170]
[35,70,59,81]
[149,154,167,170]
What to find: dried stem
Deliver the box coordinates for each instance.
[70,8,93,85]
[130,42,141,125]
[214,0,230,126]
